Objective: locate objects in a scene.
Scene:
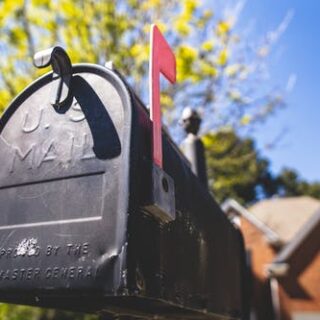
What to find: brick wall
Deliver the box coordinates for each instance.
[239,217,277,320]
[239,216,320,320]
[281,252,320,312]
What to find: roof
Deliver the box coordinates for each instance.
[222,199,281,246]
[248,196,320,244]
[273,208,320,264]
[222,197,320,278]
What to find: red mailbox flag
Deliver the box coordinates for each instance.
[149,24,176,168]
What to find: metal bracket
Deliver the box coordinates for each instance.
[143,163,176,223]
[33,46,72,108]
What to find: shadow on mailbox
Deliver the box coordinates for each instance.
[0,47,249,320]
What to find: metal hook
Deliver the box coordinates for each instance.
[33,46,72,108]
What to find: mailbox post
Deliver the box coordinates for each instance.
[180,107,208,189]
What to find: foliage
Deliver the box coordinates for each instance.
[203,130,320,204]
[203,129,277,205]
[0,304,97,320]
[0,1,292,318]
[277,168,320,199]
[0,0,287,137]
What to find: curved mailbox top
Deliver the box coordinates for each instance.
[0,64,132,298]
[0,62,246,319]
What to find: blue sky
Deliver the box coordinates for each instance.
[210,0,320,182]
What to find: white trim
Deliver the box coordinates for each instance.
[222,199,281,245]
[265,263,289,277]
[270,278,281,320]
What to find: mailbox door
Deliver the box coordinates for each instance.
[0,64,132,304]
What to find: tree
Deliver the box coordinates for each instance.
[277,168,320,199]
[0,304,97,320]
[203,131,320,205]
[0,1,291,318]
[203,129,277,205]
[0,0,288,137]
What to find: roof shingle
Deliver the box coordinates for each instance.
[248,196,320,243]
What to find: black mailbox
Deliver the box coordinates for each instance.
[0,48,248,319]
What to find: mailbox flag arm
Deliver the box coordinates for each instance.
[149,24,176,168]
[144,25,176,223]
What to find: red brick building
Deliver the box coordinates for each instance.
[222,196,320,320]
